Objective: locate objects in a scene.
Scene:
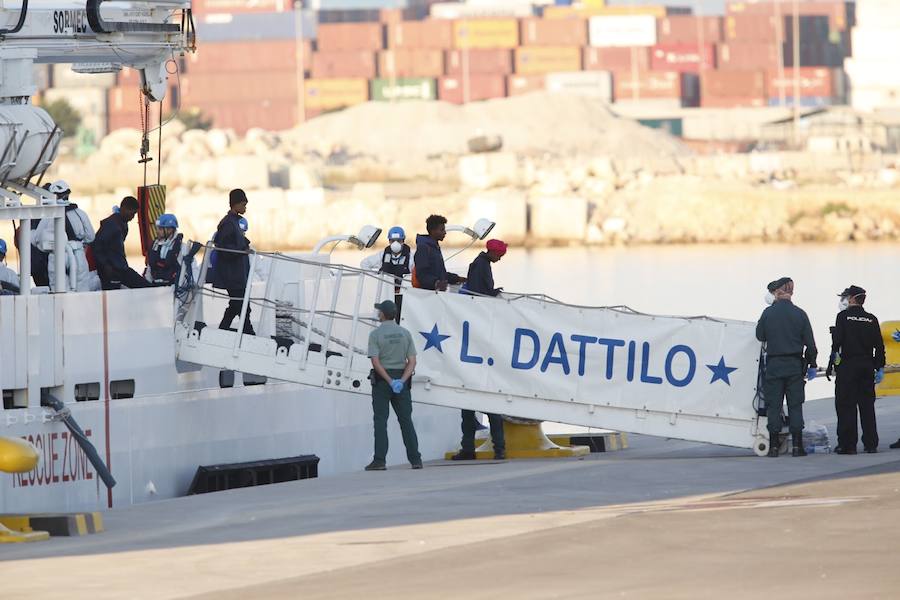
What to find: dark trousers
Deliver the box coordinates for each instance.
[394,292,403,324]
[219,286,255,335]
[764,358,805,436]
[100,267,153,290]
[835,361,878,450]
[461,410,505,453]
[372,368,420,464]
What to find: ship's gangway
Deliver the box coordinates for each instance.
[174,248,772,455]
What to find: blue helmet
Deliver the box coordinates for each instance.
[155,213,178,229]
[387,226,405,241]
[0,238,6,256]
[238,217,248,232]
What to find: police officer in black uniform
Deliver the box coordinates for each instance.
[826,285,885,454]
[756,277,818,457]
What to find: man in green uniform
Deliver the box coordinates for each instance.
[756,277,818,457]
[365,300,422,471]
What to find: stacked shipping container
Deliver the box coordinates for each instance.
[93,0,855,134]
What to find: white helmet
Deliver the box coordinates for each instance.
[48,180,70,195]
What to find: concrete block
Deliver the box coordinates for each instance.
[458,152,518,190]
[288,165,322,191]
[466,190,528,245]
[530,196,588,242]
[216,155,269,190]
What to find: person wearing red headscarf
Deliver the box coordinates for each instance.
[462,238,507,297]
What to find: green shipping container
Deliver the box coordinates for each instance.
[637,118,684,138]
[371,78,437,102]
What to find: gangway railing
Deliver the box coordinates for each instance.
[175,248,773,455]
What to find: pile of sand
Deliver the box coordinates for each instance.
[284,92,688,161]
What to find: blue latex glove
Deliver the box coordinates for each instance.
[892,330,900,343]
[390,379,404,394]
[806,367,817,381]
[875,369,885,385]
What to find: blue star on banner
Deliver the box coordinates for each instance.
[420,324,451,353]
[706,357,738,385]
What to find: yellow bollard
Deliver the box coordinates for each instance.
[445,419,590,459]
[878,321,900,398]
[0,437,50,543]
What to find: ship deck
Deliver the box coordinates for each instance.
[3,397,900,599]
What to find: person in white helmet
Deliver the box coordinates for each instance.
[34,180,100,292]
[0,238,20,294]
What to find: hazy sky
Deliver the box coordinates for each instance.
[606,0,728,15]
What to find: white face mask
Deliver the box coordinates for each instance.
[838,297,850,311]
[390,241,402,253]
[764,291,775,306]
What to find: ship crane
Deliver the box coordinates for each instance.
[0,0,193,294]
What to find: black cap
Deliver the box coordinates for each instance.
[229,188,248,206]
[767,277,793,292]
[838,285,866,298]
[374,300,397,319]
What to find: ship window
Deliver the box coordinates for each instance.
[74,382,100,402]
[2,389,26,409]
[2,390,13,409]
[110,379,135,400]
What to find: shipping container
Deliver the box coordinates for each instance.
[767,67,845,99]
[724,14,832,43]
[438,74,506,103]
[701,69,768,98]
[311,50,377,78]
[766,96,837,108]
[453,19,519,49]
[782,41,848,68]
[378,49,444,78]
[637,117,684,136]
[196,11,316,42]
[445,49,513,76]
[386,20,454,50]
[613,70,698,104]
[187,40,312,73]
[305,78,369,110]
[432,2,533,19]
[514,47,582,75]
[195,100,299,133]
[380,8,403,24]
[657,16,723,44]
[519,17,587,46]
[193,0,291,14]
[371,77,437,101]
[317,23,384,52]
[727,1,854,33]
[545,70,613,101]
[583,46,651,71]
[589,15,657,47]
[651,43,716,73]
[181,71,301,103]
[717,42,781,71]
[700,95,767,108]
[506,74,545,95]
[546,4,683,18]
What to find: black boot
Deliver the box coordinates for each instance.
[792,432,807,457]
[767,433,780,457]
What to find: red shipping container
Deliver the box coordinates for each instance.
[438,75,506,103]
[199,100,299,134]
[651,43,716,72]
[378,49,444,78]
[657,16,723,44]
[519,18,587,46]
[613,70,694,101]
[187,40,312,74]
[717,42,781,71]
[507,74,545,96]
[386,21,454,50]
[193,0,291,14]
[727,1,851,32]
[311,51,376,78]
[767,67,840,98]
[724,14,780,42]
[445,49,513,76]
[380,8,403,24]
[701,69,767,98]
[180,71,300,104]
[700,95,767,108]
[317,23,384,52]
[583,47,651,71]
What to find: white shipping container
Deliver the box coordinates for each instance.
[43,87,108,140]
[588,15,656,48]
[51,64,117,89]
[545,71,613,101]
[850,28,900,62]
[855,0,900,28]
[430,2,533,19]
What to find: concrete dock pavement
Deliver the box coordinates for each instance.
[2,397,900,599]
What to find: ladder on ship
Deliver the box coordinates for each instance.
[174,248,772,456]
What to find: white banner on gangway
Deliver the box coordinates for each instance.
[402,289,763,427]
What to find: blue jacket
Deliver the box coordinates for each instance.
[211,212,250,290]
[465,252,500,297]
[413,234,460,290]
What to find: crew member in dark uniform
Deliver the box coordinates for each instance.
[212,189,254,335]
[826,285,884,454]
[756,277,818,457]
